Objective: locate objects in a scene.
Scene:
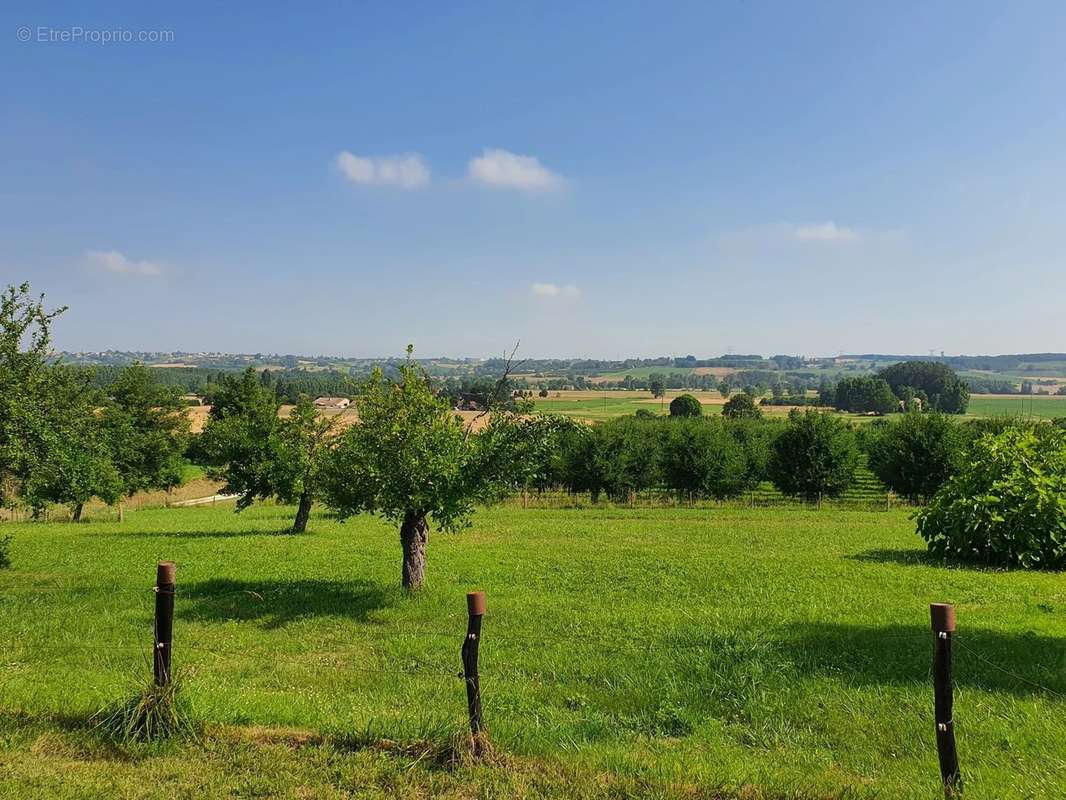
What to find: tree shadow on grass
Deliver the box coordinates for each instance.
[178,578,394,629]
[849,548,942,568]
[94,528,302,540]
[777,622,1066,698]
[850,548,1064,573]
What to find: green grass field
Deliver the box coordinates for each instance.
[533,394,676,420]
[966,394,1066,419]
[2,504,1064,798]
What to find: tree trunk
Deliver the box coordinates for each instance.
[73,503,84,523]
[292,493,312,533]
[400,511,429,590]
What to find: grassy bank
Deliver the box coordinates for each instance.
[1,504,1063,798]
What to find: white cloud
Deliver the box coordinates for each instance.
[335,151,430,188]
[793,222,860,242]
[468,149,565,191]
[531,282,580,299]
[86,249,163,277]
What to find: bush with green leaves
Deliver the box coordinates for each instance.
[916,427,1066,568]
[864,412,966,502]
[557,417,661,502]
[668,394,702,418]
[0,533,11,569]
[659,418,753,501]
[768,410,859,501]
[722,393,762,420]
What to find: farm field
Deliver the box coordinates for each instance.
[2,504,1064,799]
[531,391,1066,423]
[966,394,1066,419]
[531,391,810,421]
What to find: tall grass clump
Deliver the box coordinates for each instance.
[94,676,197,743]
[0,533,12,568]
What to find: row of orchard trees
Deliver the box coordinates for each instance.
[0,285,189,519]
[528,405,1063,508]
[533,412,859,504]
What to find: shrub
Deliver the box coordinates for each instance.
[722,393,762,420]
[768,411,859,501]
[729,417,781,486]
[865,412,966,502]
[659,419,752,500]
[916,428,1066,568]
[560,417,661,502]
[0,533,11,569]
[668,394,702,418]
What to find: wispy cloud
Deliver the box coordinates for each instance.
[468,149,565,192]
[335,151,430,188]
[792,222,860,242]
[86,249,163,277]
[531,282,580,299]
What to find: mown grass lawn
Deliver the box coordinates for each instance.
[1,504,1063,799]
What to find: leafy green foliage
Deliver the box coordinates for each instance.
[325,361,475,532]
[556,417,663,502]
[323,350,557,586]
[0,283,67,507]
[768,411,859,501]
[916,427,1066,568]
[722,392,762,420]
[101,365,189,497]
[659,419,755,500]
[201,370,335,531]
[0,533,11,568]
[864,412,966,502]
[648,375,666,398]
[668,394,702,418]
[833,376,898,414]
[200,368,285,510]
[879,361,969,414]
[20,368,121,517]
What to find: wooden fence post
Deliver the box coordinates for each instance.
[154,561,176,686]
[462,591,486,754]
[930,602,961,796]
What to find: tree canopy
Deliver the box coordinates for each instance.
[722,392,763,420]
[323,350,558,589]
[878,361,969,414]
[768,410,859,501]
[669,394,702,418]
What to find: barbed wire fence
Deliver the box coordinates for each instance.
[2,566,1063,795]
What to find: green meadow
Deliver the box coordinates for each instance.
[2,503,1063,799]
[965,394,1066,419]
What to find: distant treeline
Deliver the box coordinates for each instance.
[481,354,788,376]
[79,365,359,405]
[846,353,1066,372]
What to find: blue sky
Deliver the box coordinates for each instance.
[3,2,1065,358]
